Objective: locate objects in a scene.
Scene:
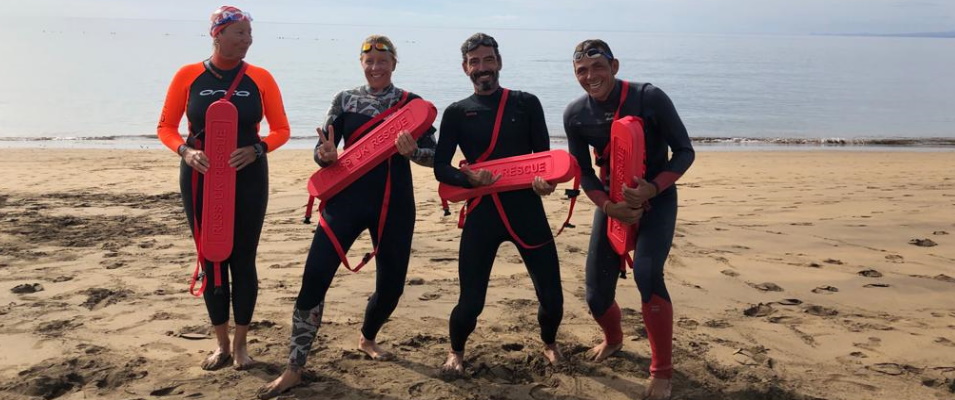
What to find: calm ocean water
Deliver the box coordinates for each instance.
[1,17,953,149]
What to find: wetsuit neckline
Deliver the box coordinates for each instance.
[594,79,623,109]
[362,83,396,96]
[204,59,245,80]
[473,86,504,99]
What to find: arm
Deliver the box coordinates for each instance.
[315,92,345,167]
[648,86,694,192]
[156,65,193,153]
[526,93,550,152]
[410,127,436,167]
[253,67,290,152]
[433,106,473,188]
[564,106,610,208]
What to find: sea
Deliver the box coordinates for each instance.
[1,17,953,150]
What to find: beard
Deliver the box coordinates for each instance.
[469,70,499,92]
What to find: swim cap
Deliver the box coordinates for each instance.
[210,5,252,37]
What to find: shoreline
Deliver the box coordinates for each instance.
[1,135,954,152]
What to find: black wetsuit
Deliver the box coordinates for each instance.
[286,84,436,368]
[159,60,290,327]
[564,79,694,379]
[435,88,563,352]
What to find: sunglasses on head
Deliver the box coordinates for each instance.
[361,41,393,53]
[573,47,613,61]
[465,36,497,53]
[212,10,253,29]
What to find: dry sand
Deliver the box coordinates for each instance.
[0,148,953,400]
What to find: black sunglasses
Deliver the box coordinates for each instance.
[573,47,614,61]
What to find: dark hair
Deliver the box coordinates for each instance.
[461,32,500,61]
[574,39,615,60]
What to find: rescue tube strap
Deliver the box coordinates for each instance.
[188,64,247,297]
[318,159,393,273]
[448,89,580,250]
[305,92,409,223]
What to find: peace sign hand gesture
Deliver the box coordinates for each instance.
[316,125,338,164]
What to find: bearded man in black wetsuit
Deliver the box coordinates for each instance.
[564,39,694,400]
[434,33,564,374]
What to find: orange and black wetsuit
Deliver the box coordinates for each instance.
[157,60,289,327]
[564,80,693,380]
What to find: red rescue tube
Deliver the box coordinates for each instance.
[607,115,646,257]
[200,99,238,262]
[439,150,579,203]
[307,98,437,200]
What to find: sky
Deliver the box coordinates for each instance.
[3,0,954,35]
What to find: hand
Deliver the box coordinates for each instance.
[182,147,209,174]
[395,131,417,157]
[228,145,257,170]
[622,177,657,208]
[461,164,500,187]
[316,125,338,164]
[532,176,556,196]
[605,201,644,225]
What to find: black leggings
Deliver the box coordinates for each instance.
[586,187,677,315]
[181,157,268,326]
[294,184,415,341]
[449,190,564,352]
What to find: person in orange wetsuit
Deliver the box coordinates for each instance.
[156,5,289,371]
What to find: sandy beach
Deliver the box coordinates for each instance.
[0,148,953,400]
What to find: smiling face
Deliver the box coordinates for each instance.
[462,45,501,95]
[573,54,619,102]
[214,21,253,61]
[361,49,396,91]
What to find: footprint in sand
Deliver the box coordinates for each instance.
[884,254,904,263]
[933,274,955,284]
[824,258,844,265]
[934,337,955,347]
[407,278,425,286]
[812,285,839,294]
[933,231,949,235]
[863,283,891,288]
[909,238,937,247]
[775,298,803,306]
[858,269,883,278]
[11,283,44,294]
[803,305,839,317]
[750,282,783,292]
[418,292,441,301]
[743,303,774,317]
[721,269,740,277]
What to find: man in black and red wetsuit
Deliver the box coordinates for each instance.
[434,33,564,374]
[564,39,694,400]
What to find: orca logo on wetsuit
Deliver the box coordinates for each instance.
[200,89,252,97]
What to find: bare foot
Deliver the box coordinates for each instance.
[257,369,301,400]
[589,340,623,362]
[440,351,465,375]
[643,377,672,400]
[200,348,232,371]
[358,334,395,361]
[233,344,256,370]
[543,343,563,365]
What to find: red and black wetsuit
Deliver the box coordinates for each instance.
[157,60,289,327]
[435,88,563,353]
[564,79,694,379]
